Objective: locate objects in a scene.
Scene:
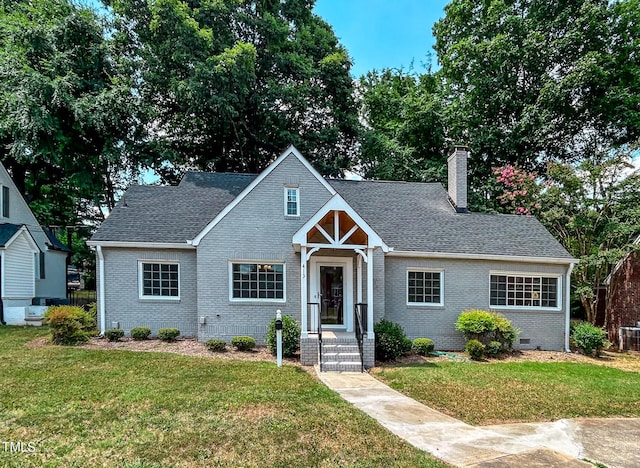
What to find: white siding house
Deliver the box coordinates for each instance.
[0,163,70,325]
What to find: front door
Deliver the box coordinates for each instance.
[320,265,344,325]
[309,257,353,331]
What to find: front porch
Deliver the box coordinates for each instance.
[292,196,389,369]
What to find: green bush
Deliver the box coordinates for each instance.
[455,309,520,350]
[572,322,609,356]
[205,339,227,352]
[130,327,151,340]
[158,328,180,342]
[413,338,435,356]
[466,339,485,361]
[105,328,125,342]
[486,341,503,357]
[43,305,96,345]
[231,336,256,351]
[374,319,412,361]
[266,315,301,357]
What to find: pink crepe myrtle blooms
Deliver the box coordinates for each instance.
[492,165,541,216]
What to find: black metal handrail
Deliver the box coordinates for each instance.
[354,303,367,372]
[308,302,322,371]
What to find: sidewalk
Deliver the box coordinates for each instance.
[317,370,612,467]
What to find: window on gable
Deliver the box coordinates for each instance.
[490,274,559,308]
[284,187,299,217]
[140,262,179,299]
[407,270,443,305]
[39,252,45,279]
[231,263,285,300]
[1,185,9,218]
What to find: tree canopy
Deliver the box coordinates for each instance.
[433,0,640,209]
[107,0,359,181]
[358,68,446,182]
[0,0,141,225]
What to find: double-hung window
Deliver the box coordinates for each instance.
[231,262,285,301]
[284,187,299,217]
[407,269,443,306]
[139,261,180,299]
[490,274,559,308]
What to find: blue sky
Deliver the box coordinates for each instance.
[313,0,450,77]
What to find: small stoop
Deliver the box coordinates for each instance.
[320,333,363,372]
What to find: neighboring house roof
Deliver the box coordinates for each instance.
[43,228,73,253]
[90,172,257,243]
[0,222,40,251]
[0,223,25,247]
[91,168,572,261]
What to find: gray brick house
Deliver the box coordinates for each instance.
[88,146,576,369]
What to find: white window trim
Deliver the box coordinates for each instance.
[489,270,562,311]
[138,260,181,300]
[406,268,444,307]
[284,187,300,217]
[229,261,286,303]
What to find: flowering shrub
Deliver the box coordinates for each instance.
[493,165,541,215]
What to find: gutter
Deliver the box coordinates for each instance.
[97,246,106,334]
[565,263,575,352]
[387,250,578,265]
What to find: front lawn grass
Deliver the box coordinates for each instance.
[0,327,445,467]
[372,361,640,425]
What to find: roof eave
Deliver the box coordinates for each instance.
[86,240,195,250]
[386,250,577,265]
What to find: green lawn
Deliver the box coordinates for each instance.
[0,327,445,468]
[372,361,640,425]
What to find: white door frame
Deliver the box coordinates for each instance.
[309,256,353,332]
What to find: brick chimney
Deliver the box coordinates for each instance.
[448,145,470,213]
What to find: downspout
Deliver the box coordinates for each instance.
[97,246,106,335]
[564,263,575,352]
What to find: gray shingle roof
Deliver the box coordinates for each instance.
[0,223,24,246]
[328,179,573,259]
[91,172,257,243]
[91,171,573,260]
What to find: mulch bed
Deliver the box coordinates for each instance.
[28,335,303,366]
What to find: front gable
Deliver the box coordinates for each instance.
[191,146,336,246]
[292,194,389,252]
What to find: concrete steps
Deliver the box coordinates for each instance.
[320,335,363,372]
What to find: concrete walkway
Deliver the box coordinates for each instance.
[317,370,640,467]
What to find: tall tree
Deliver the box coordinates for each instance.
[493,153,640,323]
[107,0,360,180]
[434,0,640,209]
[0,0,142,225]
[358,68,446,182]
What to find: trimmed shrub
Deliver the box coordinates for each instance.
[572,322,609,356]
[87,302,98,325]
[205,339,227,352]
[413,338,435,356]
[130,327,151,340]
[158,328,180,342]
[105,328,125,342]
[486,341,503,357]
[374,319,412,361]
[466,339,485,361]
[231,336,256,351]
[44,305,96,345]
[266,315,301,357]
[455,309,520,350]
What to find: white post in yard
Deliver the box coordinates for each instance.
[276,309,283,367]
